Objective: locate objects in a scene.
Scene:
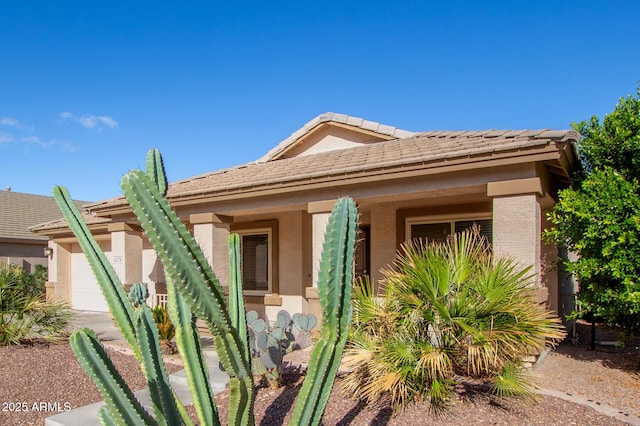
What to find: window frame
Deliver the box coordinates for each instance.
[231,220,279,296]
[405,213,493,244]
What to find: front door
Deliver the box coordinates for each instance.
[355,225,370,281]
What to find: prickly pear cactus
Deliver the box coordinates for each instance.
[246,310,292,388]
[275,310,291,330]
[292,313,317,349]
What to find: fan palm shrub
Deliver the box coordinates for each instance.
[0,263,72,345]
[342,231,565,413]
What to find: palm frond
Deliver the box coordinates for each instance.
[344,229,565,416]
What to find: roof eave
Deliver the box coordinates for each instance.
[91,144,566,216]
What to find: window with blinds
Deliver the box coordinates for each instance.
[410,222,451,244]
[241,233,270,291]
[454,219,492,243]
[409,218,493,245]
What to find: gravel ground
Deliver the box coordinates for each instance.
[0,321,637,425]
[0,342,183,426]
[533,322,640,420]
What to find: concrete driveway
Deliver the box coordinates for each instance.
[70,310,124,341]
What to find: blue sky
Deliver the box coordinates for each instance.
[2,1,639,202]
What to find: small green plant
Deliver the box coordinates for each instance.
[55,148,358,426]
[152,305,176,354]
[343,231,566,414]
[246,309,317,388]
[0,263,71,345]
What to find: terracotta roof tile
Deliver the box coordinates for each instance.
[79,128,578,214]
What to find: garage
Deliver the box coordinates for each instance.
[71,242,111,312]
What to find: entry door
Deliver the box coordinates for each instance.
[355,225,370,281]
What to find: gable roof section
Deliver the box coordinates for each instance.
[258,112,415,162]
[75,128,579,217]
[0,190,90,242]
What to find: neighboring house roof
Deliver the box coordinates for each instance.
[0,190,90,242]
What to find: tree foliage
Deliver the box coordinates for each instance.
[575,89,640,180]
[544,87,640,335]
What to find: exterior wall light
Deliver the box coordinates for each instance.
[44,247,54,258]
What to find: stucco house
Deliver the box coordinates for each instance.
[0,189,88,273]
[32,113,579,321]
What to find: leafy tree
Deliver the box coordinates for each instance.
[544,87,640,335]
[576,89,640,180]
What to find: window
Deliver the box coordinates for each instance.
[240,232,270,292]
[406,215,492,245]
[231,220,278,295]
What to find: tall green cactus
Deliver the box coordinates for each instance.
[290,197,358,426]
[70,328,156,425]
[56,148,357,426]
[121,168,255,426]
[54,186,141,361]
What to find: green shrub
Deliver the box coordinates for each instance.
[0,263,71,345]
[343,231,565,413]
[151,305,175,341]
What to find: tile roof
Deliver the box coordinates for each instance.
[28,211,111,234]
[83,128,579,213]
[0,190,90,241]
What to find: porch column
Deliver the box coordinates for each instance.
[47,241,71,302]
[488,178,546,303]
[190,213,232,287]
[108,222,143,292]
[305,200,336,320]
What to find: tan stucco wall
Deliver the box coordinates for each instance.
[192,217,231,290]
[277,211,305,297]
[311,211,330,287]
[53,242,72,302]
[0,241,48,272]
[109,224,143,286]
[282,124,387,158]
[142,241,163,284]
[369,203,398,287]
[493,194,542,287]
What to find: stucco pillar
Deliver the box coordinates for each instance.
[369,204,397,289]
[44,241,57,300]
[305,200,336,321]
[108,223,143,291]
[190,213,232,287]
[489,178,546,303]
[48,241,71,302]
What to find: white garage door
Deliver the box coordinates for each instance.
[71,242,111,312]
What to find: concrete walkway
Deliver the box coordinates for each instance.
[535,388,640,426]
[45,311,229,426]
